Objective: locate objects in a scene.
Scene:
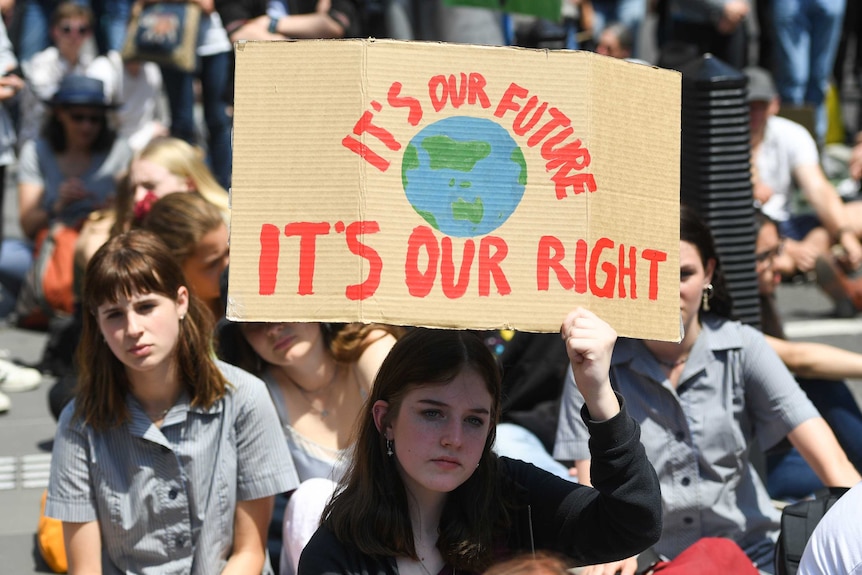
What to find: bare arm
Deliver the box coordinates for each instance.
[795,162,862,268]
[63,521,102,575]
[229,0,345,42]
[766,334,862,380]
[18,181,48,240]
[221,496,274,575]
[788,418,861,487]
[271,12,345,38]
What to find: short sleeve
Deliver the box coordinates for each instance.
[222,362,300,500]
[17,139,43,187]
[45,402,99,522]
[738,325,820,450]
[786,119,820,170]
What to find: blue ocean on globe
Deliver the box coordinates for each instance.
[401,116,527,238]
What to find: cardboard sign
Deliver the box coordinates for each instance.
[229,39,681,341]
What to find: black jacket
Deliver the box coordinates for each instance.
[298,397,661,574]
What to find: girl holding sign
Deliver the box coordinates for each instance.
[297,314,662,575]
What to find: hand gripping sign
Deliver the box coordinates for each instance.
[228,39,681,341]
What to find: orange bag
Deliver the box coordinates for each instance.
[37,489,68,573]
[15,223,79,328]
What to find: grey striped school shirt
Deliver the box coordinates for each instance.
[47,360,299,575]
[554,316,820,572]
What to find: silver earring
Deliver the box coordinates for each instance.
[386,439,393,457]
[702,284,713,312]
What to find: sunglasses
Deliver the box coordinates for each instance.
[68,112,104,124]
[59,24,90,35]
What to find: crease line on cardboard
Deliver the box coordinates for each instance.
[358,40,369,323]
[585,57,593,311]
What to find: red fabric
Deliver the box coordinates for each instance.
[649,538,760,574]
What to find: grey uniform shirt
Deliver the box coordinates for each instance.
[554,315,819,570]
[46,360,299,575]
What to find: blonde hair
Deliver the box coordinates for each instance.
[113,137,230,235]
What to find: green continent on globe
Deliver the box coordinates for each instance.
[421,135,491,172]
[511,147,527,185]
[416,209,439,229]
[452,197,484,224]
[402,143,419,189]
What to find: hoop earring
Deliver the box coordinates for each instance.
[702,284,714,312]
[386,439,394,457]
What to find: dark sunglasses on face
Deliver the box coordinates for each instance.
[59,24,90,35]
[69,112,104,124]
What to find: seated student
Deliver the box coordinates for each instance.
[298,313,663,574]
[797,480,862,575]
[747,66,862,315]
[0,74,131,323]
[216,317,401,574]
[753,211,862,499]
[18,3,117,145]
[38,136,230,381]
[139,192,229,321]
[75,136,230,274]
[47,192,229,420]
[46,230,298,574]
[554,205,860,574]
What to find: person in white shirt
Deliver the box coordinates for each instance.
[18,2,119,145]
[798,481,862,575]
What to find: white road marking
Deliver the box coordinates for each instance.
[784,319,862,338]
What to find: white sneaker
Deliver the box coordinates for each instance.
[0,358,43,392]
[0,389,9,413]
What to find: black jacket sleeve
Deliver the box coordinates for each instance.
[501,394,662,565]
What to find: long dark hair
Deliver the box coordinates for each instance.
[680,204,734,320]
[76,230,227,430]
[322,328,506,572]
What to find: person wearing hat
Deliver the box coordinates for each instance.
[747,65,862,316]
[0,74,132,323]
[18,2,117,146]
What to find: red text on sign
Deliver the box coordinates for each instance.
[257,221,382,300]
[405,225,511,298]
[536,236,667,300]
[494,82,597,199]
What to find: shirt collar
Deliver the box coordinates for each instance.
[127,390,223,444]
[611,315,741,382]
